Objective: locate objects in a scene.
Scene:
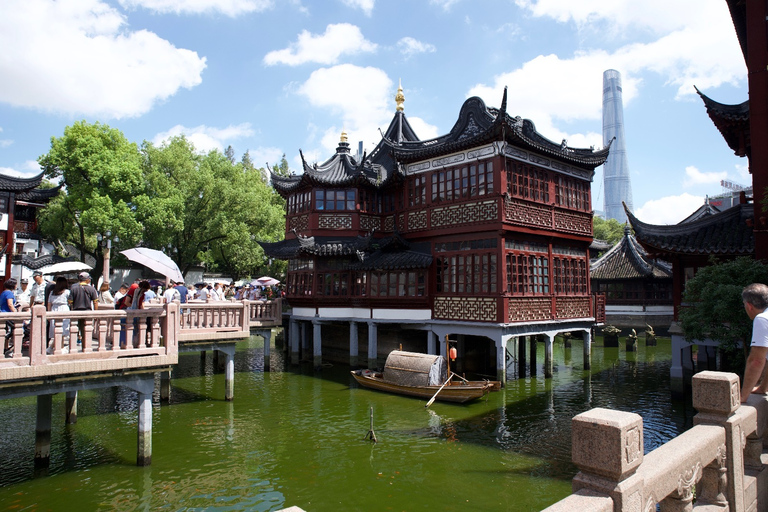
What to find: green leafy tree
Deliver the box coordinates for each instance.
[139,136,285,278]
[593,216,625,245]
[679,257,768,371]
[269,154,291,178]
[37,121,145,281]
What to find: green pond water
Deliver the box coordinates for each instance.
[0,335,693,511]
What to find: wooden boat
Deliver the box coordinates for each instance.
[351,368,495,403]
[350,349,499,403]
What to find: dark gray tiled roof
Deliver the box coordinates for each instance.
[0,171,45,192]
[389,88,610,168]
[626,202,754,256]
[591,226,671,280]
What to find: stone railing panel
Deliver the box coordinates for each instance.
[548,371,768,512]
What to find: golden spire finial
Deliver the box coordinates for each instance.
[395,78,405,112]
[340,129,348,143]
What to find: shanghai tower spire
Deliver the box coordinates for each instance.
[602,69,633,222]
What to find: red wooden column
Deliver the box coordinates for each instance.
[746,0,768,260]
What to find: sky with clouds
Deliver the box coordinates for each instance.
[0,0,750,225]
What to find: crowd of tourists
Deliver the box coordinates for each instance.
[2,273,282,356]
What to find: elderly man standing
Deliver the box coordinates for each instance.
[29,271,47,306]
[740,283,768,402]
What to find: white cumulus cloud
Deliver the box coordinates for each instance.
[264,24,377,66]
[340,0,374,16]
[118,0,273,16]
[152,123,255,153]
[633,193,705,225]
[0,0,207,119]
[298,64,394,154]
[397,37,436,58]
[683,165,727,188]
[470,0,743,152]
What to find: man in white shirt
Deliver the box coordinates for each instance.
[15,278,31,310]
[740,283,768,402]
[163,282,181,303]
[29,271,47,306]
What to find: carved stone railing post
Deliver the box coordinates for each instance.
[691,371,743,511]
[570,407,644,510]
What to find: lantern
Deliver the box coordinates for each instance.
[449,347,457,361]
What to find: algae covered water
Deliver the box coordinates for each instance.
[0,336,691,511]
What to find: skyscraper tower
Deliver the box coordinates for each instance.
[602,69,634,222]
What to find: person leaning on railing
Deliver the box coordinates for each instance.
[69,272,99,345]
[741,282,768,402]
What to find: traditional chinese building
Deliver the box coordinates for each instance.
[590,225,672,330]
[0,172,60,280]
[261,86,609,384]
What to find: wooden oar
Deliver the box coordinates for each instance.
[425,374,453,408]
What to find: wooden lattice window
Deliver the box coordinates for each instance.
[507,161,549,203]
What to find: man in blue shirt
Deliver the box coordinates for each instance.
[1,279,18,356]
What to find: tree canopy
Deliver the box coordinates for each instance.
[679,257,768,369]
[593,216,625,246]
[37,121,286,281]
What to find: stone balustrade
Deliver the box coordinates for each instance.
[543,370,768,512]
[0,304,179,382]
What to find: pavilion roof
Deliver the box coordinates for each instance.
[678,198,722,224]
[259,231,433,271]
[387,88,610,169]
[626,202,754,257]
[590,226,671,280]
[0,171,45,192]
[695,86,749,157]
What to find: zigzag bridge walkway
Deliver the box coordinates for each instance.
[0,299,282,467]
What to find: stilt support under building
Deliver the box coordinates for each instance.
[290,320,299,365]
[367,322,378,369]
[312,320,322,370]
[543,334,553,378]
[583,330,592,370]
[349,322,358,368]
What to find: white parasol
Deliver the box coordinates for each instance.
[120,247,184,283]
[255,276,280,286]
[38,261,93,275]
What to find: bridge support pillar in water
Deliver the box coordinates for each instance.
[367,321,378,369]
[349,322,358,368]
[289,319,299,365]
[312,320,322,370]
[253,328,273,371]
[65,391,77,424]
[35,394,53,469]
[137,389,152,466]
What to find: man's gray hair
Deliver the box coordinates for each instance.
[742,283,768,310]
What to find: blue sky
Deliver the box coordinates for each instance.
[0,0,749,225]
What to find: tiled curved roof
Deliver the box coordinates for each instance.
[259,234,375,259]
[626,202,754,256]
[591,226,671,280]
[348,249,432,271]
[16,253,75,269]
[0,172,45,192]
[390,88,610,169]
[17,185,62,202]
[695,86,749,157]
